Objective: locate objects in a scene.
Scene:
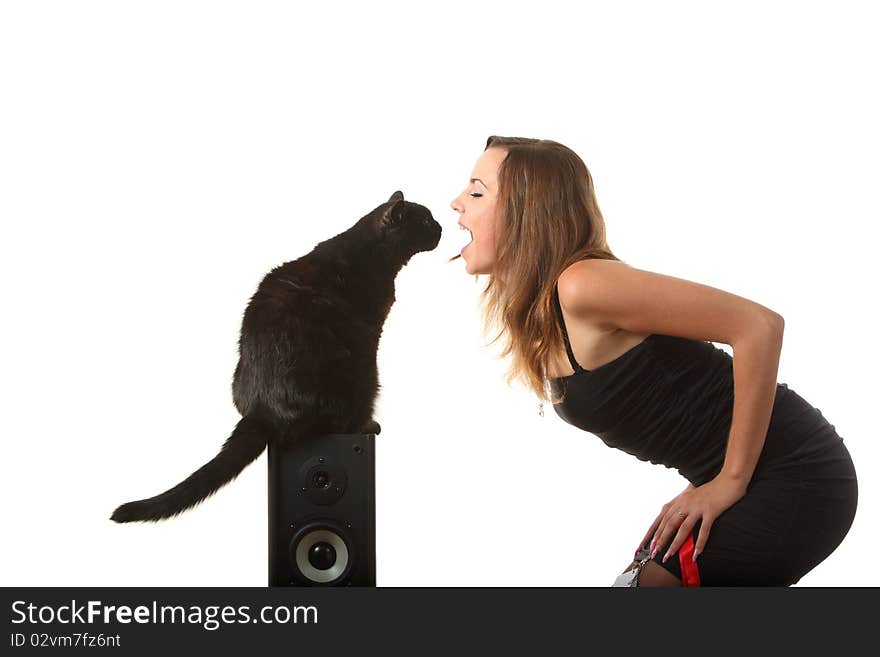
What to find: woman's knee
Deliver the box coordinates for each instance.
[613,558,681,587]
[635,560,681,587]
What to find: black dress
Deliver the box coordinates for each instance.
[548,284,858,585]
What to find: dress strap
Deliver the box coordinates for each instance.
[553,284,585,373]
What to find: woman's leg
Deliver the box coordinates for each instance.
[628,560,682,587]
[617,546,682,587]
[635,476,803,586]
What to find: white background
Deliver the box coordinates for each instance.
[1,0,877,587]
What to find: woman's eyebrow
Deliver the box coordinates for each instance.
[470,178,489,189]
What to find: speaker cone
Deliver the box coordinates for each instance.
[290,523,352,584]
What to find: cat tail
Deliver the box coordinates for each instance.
[110,409,280,523]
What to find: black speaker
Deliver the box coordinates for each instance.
[268,432,376,586]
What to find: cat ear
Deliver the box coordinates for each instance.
[380,191,406,229]
[379,200,406,226]
[379,201,405,228]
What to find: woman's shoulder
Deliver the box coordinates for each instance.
[559,255,630,276]
[556,257,631,313]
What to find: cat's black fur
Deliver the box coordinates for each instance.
[111,191,441,523]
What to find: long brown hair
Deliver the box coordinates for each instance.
[449,135,623,404]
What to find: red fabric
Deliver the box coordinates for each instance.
[679,533,701,587]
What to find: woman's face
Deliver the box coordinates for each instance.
[450,147,506,275]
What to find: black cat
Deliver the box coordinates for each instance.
[111,191,441,523]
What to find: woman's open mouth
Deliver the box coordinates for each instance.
[457,223,473,255]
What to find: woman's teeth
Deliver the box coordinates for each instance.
[457,225,473,251]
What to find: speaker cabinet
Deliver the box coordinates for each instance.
[268,433,376,586]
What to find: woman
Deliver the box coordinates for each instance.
[448,136,858,586]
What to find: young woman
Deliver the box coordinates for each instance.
[448,136,858,586]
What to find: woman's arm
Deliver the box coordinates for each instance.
[719,322,784,487]
[558,259,784,490]
[560,259,786,561]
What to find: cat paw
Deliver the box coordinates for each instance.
[362,419,381,435]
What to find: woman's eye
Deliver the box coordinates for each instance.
[470,192,483,198]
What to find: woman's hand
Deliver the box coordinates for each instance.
[636,475,748,563]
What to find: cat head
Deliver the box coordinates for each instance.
[371,190,442,262]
